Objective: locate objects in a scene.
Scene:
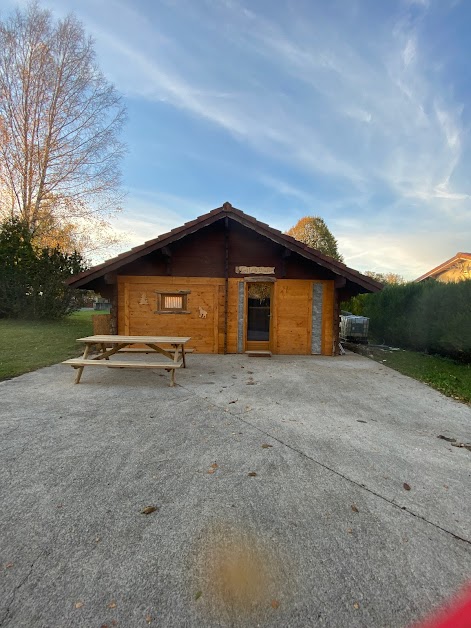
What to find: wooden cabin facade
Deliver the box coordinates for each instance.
[68,203,382,355]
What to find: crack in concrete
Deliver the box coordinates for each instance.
[0,442,30,460]
[0,425,20,440]
[0,551,46,627]
[181,384,471,547]
[164,395,193,406]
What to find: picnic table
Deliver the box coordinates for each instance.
[62,335,191,387]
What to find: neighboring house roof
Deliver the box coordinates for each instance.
[415,252,471,282]
[68,202,383,293]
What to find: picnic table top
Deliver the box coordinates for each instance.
[77,335,192,344]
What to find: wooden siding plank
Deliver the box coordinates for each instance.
[275,280,310,354]
[116,275,335,355]
[322,281,334,356]
[117,276,223,353]
[311,283,324,355]
[124,283,130,335]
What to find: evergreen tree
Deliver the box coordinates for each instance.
[0,218,85,319]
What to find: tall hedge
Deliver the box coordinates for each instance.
[344,280,471,361]
[0,218,86,320]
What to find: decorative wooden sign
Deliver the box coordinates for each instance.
[235,266,275,275]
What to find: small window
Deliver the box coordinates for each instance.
[155,290,190,314]
[163,294,183,310]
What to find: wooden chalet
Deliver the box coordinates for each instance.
[415,252,471,283]
[68,203,382,355]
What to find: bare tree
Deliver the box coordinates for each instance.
[364,271,405,284]
[0,1,126,254]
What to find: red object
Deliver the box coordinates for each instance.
[414,585,471,628]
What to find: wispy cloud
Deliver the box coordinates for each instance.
[49,0,469,206]
[65,0,367,185]
[404,0,430,7]
[21,0,471,277]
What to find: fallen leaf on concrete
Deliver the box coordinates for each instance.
[210,463,219,469]
[145,614,152,623]
[261,444,273,449]
[74,601,84,609]
[107,600,117,609]
[141,506,158,515]
[403,483,411,491]
[351,504,359,513]
[450,442,471,450]
[5,562,13,568]
[353,602,359,609]
[195,591,202,600]
[101,624,109,628]
[271,599,280,609]
[207,469,216,474]
[248,471,257,477]
[437,435,456,442]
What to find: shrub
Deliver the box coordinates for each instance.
[0,218,86,320]
[343,280,471,362]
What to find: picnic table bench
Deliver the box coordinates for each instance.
[63,335,191,387]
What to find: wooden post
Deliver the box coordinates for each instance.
[224,216,229,355]
[162,246,172,276]
[333,277,346,356]
[102,274,118,335]
[281,248,290,278]
[124,283,130,334]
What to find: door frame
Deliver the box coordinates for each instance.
[244,279,275,352]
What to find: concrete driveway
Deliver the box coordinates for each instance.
[0,352,470,627]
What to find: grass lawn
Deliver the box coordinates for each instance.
[366,346,471,404]
[0,310,109,381]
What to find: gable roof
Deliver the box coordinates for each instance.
[415,252,471,282]
[68,202,382,292]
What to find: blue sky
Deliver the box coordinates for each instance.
[5,0,471,278]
